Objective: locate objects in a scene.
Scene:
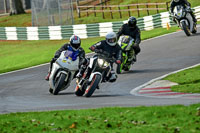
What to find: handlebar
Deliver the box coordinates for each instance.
[94,50,116,63]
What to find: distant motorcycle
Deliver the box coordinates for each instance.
[173,5,197,36]
[49,50,79,95]
[116,35,135,74]
[75,49,116,97]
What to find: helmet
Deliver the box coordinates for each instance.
[70,35,81,50]
[128,16,137,28]
[105,31,117,46]
[174,0,179,2]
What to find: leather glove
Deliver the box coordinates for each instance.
[90,46,95,51]
[116,60,121,64]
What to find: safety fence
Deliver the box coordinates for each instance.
[77,2,170,18]
[0,6,199,40]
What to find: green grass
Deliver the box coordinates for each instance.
[164,65,200,93]
[0,26,180,74]
[0,104,200,133]
[0,37,103,74]
[0,13,31,27]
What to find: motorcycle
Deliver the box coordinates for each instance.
[173,5,197,36]
[116,35,135,74]
[75,49,116,97]
[49,49,79,95]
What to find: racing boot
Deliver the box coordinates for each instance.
[109,70,117,82]
[76,65,87,79]
[128,50,136,63]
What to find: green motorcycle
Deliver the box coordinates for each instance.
[116,35,135,74]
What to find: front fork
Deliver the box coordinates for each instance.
[121,52,128,68]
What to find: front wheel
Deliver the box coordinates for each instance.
[192,24,197,34]
[75,82,87,96]
[75,87,85,96]
[53,73,67,95]
[116,64,122,74]
[84,74,101,97]
[181,21,191,36]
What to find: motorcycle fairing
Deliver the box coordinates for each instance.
[57,51,79,71]
[118,35,134,51]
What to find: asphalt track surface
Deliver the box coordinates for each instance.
[0,28,200,114]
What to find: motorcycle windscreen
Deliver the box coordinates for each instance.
[174,6,184,18]
[57,50,79,71]
[118,35,134,51]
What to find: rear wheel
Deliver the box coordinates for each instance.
[84,74,101,97]
[181,21,191,36]
[124,66,130,71]
[53,73,67,95]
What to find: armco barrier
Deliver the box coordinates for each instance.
[0,6,199,40]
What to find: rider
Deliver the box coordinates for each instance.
[117,16,141,62]
[76,31,122,82]
[170,0,197,23]
[45,35,88,81]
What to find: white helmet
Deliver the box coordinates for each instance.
[174,0,179,2]
[105,31,117,46]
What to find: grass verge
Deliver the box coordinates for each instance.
[164,65,200,93]
[0,103,200,133]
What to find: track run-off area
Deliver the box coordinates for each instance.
[0,27,200,114]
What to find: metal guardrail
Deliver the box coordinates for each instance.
[0,6,199,40]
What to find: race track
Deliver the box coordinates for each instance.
[0,28,200,114]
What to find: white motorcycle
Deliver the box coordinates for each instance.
[49,50,79,95]
[173,5,197,36]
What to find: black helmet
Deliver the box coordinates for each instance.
[173,0,179,2]
[70,35,81,50]
[128,16,137,28]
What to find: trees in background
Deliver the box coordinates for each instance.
[9,0,25,15]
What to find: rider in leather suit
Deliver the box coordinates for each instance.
[45,35,88,81]
[117,16,141,62]
[77,32,122,82]
[170,0,197,23]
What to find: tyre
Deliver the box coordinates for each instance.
[116,64,122,74]
[49,88,53,94]
[181,21,191,36]
[53,73,67,95]
[84,74,101,97]
[192,24,197,34]
[124,66,130,71]
[75,85,85,96]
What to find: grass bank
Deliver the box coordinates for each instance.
[0,26,180,74]
[164,65,200,93]
[0,103,200,133]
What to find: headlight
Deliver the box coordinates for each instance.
[98,59,109,68]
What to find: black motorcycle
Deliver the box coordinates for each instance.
[75,49,116,97]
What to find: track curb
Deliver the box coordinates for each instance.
[130,63,200,98]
